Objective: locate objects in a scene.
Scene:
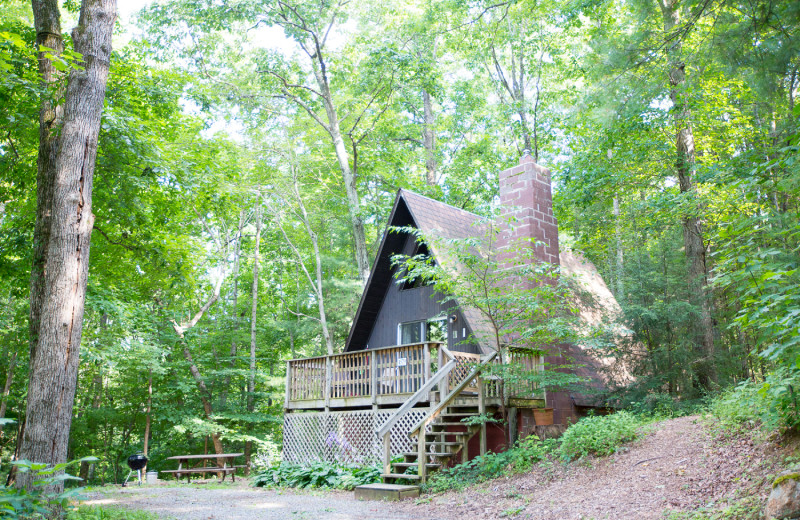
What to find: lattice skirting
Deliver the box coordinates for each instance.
[282,408,429,465]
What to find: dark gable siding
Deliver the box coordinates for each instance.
[365,231,480,354]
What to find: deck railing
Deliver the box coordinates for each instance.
[285,342,441,409]
[284,343,545,410]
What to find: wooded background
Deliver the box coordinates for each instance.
[0,0,797,483]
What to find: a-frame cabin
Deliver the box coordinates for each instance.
[282,154,620,486]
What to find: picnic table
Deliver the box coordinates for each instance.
[160,453,245,483]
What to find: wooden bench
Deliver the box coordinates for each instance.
[162,453,245,483]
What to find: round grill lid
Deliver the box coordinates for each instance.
[127,454,148,470]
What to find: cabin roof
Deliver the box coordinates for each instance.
[344,189,629,399]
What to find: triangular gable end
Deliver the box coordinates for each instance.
[344,189,488,353]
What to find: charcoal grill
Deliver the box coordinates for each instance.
[123,454,148,486]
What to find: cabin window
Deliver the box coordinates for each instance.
[398,318,447,344]
[398,321,424,344]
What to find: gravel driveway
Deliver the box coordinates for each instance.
[84,484,438,520]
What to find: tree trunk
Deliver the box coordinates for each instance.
[244,205,261,475]
[0,352,17,423]
[19,0,116,493]
[142,369,152,474]
[422,88,437,185]
[613,195,624,302]
[311,61,370,282]
[78,367,103,482]
[171,273,227,467]
[28,0,65,366]
[182,343,225,465]
[220,210,246,410]
[661,0,717,388]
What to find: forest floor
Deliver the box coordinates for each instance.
[83,415,788,520]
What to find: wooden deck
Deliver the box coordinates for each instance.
[284,342,543,411]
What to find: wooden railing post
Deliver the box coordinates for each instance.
[370,350,377,407]
[478,377,486,456]
[284,361,292,409]
[324,356,332,411]
[383,432,391,474]
[418,419,428,483]
[423,343,431,399]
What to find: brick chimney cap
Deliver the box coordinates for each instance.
[520,149,535,164]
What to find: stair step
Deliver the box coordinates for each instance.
[416,441,463,447]
[380,473,421,481]
[402,452,454,458]
[392,462,441,470]
[355,483,420,501]
[432,422,472,427]
[424,431,469,438]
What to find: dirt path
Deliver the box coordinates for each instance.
[394,415,778,520]
[85,416,779,520]
[84,485,439,520]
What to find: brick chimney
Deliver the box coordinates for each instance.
[496,151,559,268]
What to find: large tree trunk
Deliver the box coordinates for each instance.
[19,0,116,492]
[244,205,261,475]
[28,0,65,368]
[661,0,717,388]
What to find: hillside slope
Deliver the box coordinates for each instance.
[398,416,782,520]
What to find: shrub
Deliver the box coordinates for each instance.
[425,434,554,493]
[557,411,643,460]
[710,368,800,432]
[251,461,380,490]
[0,457,95,518]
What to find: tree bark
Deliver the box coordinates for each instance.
[19,0,116,492]
[244,204,261,475]
[28,0,65,369]
[660,0,717,387]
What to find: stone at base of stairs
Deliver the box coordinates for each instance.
[354,483,421,501]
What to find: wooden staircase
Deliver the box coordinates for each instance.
[381,400,498,483]
[354,350,498,500]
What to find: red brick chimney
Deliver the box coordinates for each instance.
[496,151,560,268]
[496,152,576,427]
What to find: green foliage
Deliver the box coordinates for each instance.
[425,434,554,493]
[709,368,800,431]
[557,412,644,461]
[0,457,96,518]
[627,393,700,418]
[251,461,380,491]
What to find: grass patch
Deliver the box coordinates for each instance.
[67,505,161,520]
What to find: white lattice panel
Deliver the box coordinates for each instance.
[283,408,429,465]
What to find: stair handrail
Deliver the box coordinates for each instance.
[406,351,498,483]
[377,359,457,474]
